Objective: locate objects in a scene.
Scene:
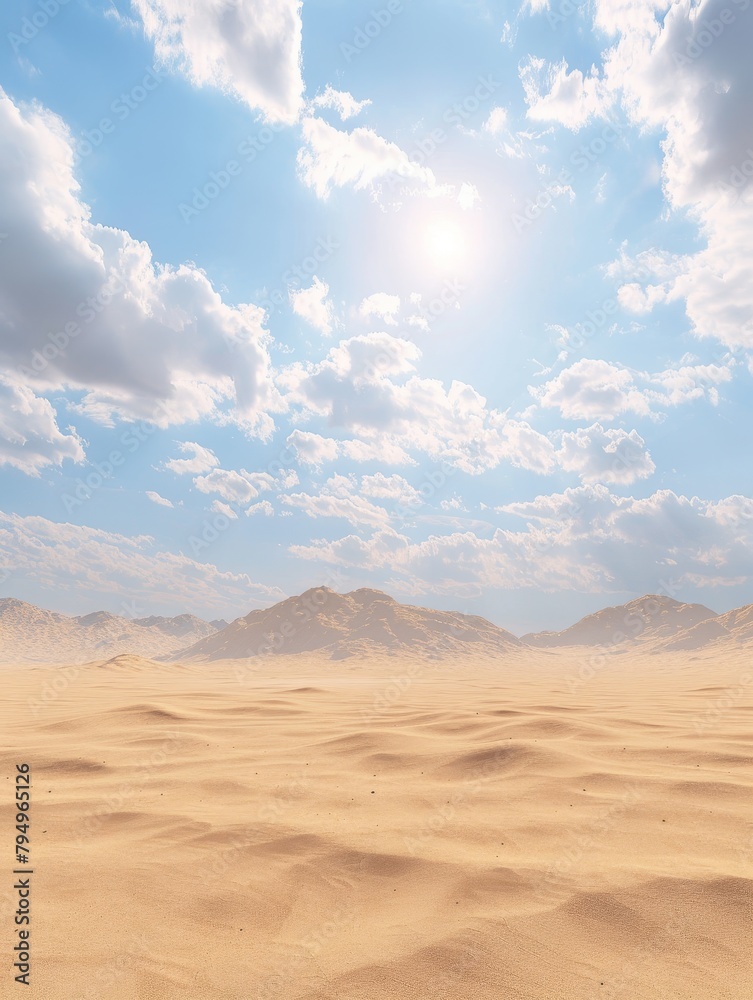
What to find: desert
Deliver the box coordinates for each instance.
[2,590,751,998]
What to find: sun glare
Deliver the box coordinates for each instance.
[424,218,467,269]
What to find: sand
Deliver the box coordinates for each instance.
[1,648,751,998]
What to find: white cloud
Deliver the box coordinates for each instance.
[532,357,732,420]
[194,466,293,505]
[246,500,274,517]
[210,499,238,519]
[282,333,557,475]
[359,293,401,326]
[360,473,421,507]
[311,86,371,121]
[483,106,508,134]
[520,57,609,130]
[194,468,260,504]
[524,1,753,350]
[285,429,341,468]
[280,333,554,474]
[0,89,281,435]
[296,116,439,200]
[340,438,416,466]
[146,491,174,508]
[164,442,220,476]
[282,475,390,528]
[292,486,753,595]
[0,510,283,614]
[0,377,84,476]
[533,359,654,421]
[457,183,481,210]
[556,424,656,485]
[132,0,304,124]
[290,277,334,335]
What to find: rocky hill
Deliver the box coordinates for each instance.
[174,587,525,662]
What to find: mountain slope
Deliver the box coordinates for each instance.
[658,603,753,651]
[522,596,718,649]
[174,588,525,661]
[0,599,219,663]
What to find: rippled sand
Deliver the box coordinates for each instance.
[2,649,751,998]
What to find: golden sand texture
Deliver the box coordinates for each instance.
[1,649,751,998]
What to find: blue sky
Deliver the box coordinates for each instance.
[1,0,752,632]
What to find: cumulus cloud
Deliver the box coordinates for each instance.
[533,359,654,421]
[0,88,281,435]
[164,442,220,475]
[0,377,85,476]
[556,424,656,485]
[285,429,341,468]
[282,474,391,527]
[532,358,732,420]
[359,293,401,326]
[290,277,334,335]
[146,491,174,508]
[210,499,238,519]
[132,0,304,124]
[0,510,283,614]
[195,469,261,504]
[521,57,609,130]
[291,486,753,595]
[296,116,439,200]
[194,466,293,506]
[311,86,371,121]
[281,333,557,475]
[520,0,753,350]
[246,499,274,517]
[483,106,508,134]
[360,473,421,507]
[340,438,416,466]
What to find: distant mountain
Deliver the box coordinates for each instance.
[173,587,526,662]
[3,591,751,665]
[0,599,220,664]
[658,603,753,652]
[522,596,719,649]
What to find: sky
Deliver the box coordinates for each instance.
[0,0,752,633]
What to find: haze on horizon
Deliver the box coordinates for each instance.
[1,0,752,633]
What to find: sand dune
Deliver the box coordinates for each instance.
[2,646,750,998]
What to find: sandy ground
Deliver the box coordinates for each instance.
[1,649,751,999]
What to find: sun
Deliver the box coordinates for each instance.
[424,218,467,269]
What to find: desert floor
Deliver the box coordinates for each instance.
[1,649,751,999]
